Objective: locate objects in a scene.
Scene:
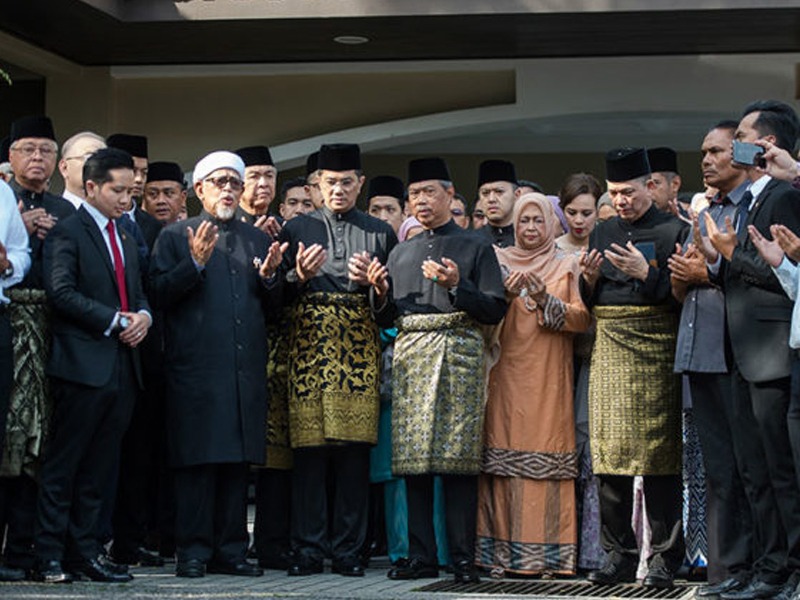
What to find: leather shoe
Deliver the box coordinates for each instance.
[70,556,133,582]
[33,559,73,584]
[207,559,263,577]
[287,557,323,576]
[332,561,365,577]
[643,565,674,589]
[387,557,439,580]
[588,556,637,585]
[110,545,165,567]
[452,559,480,584]
[697,577,750,598]
[0,564,25,582]
[721,579,783,600]
[176,558,205,578]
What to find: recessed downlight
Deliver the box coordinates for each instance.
[333,35,369,45]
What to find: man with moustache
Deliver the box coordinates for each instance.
[581,148,687,589]
[670,121,757,594]
[279,144,396,577]
[477,159,520,248]
[366,157,506,584]
[142,162,186,225]
[2,116,74,578]
[235,146,281,237]
[702,100,800,600]
[57,131,106,209]
[278,177,315,222]
[150,151,286,578]
[34,148,151,584]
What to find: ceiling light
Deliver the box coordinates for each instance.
[333,35,369,45]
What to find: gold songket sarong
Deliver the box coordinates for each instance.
[1,289,51,478]
[392,311,486,476]
[589,305,681,476]
[288,292,380,448]
[264,308,292,469]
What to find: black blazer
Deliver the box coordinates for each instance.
[724,178,800,383]
[44,207,150,388]
[135,205,163,252]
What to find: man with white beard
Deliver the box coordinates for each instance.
[150,151,286,578]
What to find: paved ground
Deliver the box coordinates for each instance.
[0,558,700,600]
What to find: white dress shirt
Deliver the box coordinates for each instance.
[0,180,31,304]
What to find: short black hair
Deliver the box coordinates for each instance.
[517,179,544,194]
[741,100,800,152]
[83,147,134,192]
[709,119,739,135]
[281,176,308,201]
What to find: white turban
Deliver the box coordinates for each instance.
[192,151,245,186]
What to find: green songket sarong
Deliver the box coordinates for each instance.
[589,304,682,476]
[288,292,380,448]
[392,311,486,476]
[1,289,51,478]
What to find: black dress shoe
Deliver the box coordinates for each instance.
[697,577,750,598]
[332,561,365,577]
[588,557,637,585]
[33,560,73,584]
[771,579,800,600]
[176,558,205,578]
[452,560,480,584]
[287,558,324,576]
[111,545,166,567]
[387,557,439,580]
[207,559,263,577]
[643,565,674,589]
[71,556,133,583]
[0,564,25,582]
[721,579,783,600]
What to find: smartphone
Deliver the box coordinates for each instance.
[635,241,657,267]
[732,140,766,168]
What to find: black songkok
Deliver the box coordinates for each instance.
[236,145,274,167]
[107,133,148,159]
[305,151,319,176]
[318,144,361,172]
[605,148,651,183]
[10,116,56,143]
[147,161,185,186]
[367,175,405,200]
[408,157,451,184]
[647,147,679,174]
[478,159,517,187]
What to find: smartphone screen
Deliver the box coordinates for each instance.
[635,241,657,267]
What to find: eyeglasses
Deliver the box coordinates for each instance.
[450,208,465,216]
[320,177,357,191]
[11,144,57,158]
[204,175,243,191]
[408,185,440,200]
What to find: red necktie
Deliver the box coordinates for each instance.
[106,220,129,312]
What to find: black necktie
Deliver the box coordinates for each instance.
[736,191,753,242]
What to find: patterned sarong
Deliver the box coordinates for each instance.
[392,312,486,476]
[288,292,380,448]
[264,308,292,469]
[1,289,51,478]
[589,305,681,476]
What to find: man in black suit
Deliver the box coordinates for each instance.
[34,148,151,583]
[703,100,800,600]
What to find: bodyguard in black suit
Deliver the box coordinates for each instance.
[704,100,800,600]
[34,148,152,583]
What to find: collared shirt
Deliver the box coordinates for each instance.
[82,201,126,267]
[773,257,800,349]
[62,189,85,209]
[0,180,31,304]
[674,181,748,373]
[479,223,515,248]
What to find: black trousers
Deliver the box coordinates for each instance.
[290,445,369,564]
[34,352,136,562]
[0,309,12,455]
[733,368,800,581]
[0,474,37,569]
[254,467,291,564]
[690,371,753,583]
[406,474,477,567]
[173,462,249,564]
[597,474,684,571]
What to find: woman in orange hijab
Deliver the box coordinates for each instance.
[476,193,591,577]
